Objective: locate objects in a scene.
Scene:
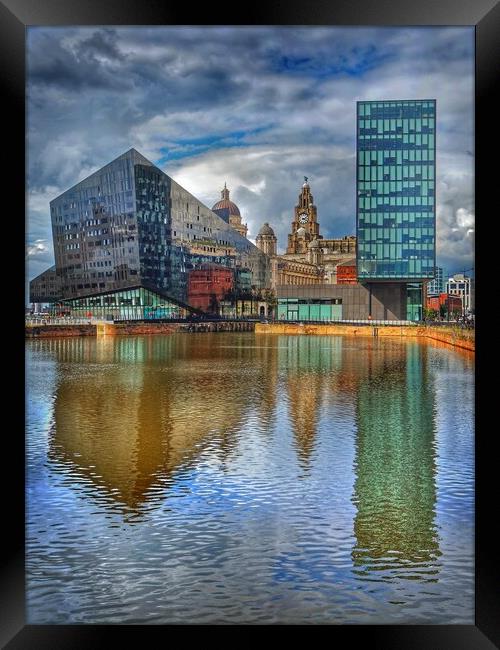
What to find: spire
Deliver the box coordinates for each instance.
[221,182,230,200]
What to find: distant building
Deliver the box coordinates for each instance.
[255,223,277,257]
[336,259,357,285]
[283,178,356,281]
[426,266,444,295]
[29,265,61,303]
[211,183,248,238]
[446,273,474,314]
[258,178,357,290]
[427,292,463,317]
[270,257,322,288]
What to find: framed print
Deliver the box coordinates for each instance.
[4,0,499,646]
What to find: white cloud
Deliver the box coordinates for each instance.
[456,208,475,229]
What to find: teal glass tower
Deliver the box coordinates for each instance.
[356,100,436,281]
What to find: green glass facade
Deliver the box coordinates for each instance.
[52,286,190,321]
[356,100,436,280]
[277,298,342,322]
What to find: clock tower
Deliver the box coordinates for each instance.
[286,177,322,254]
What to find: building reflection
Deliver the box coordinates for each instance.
[280,336,343,470]
[47,335,251,515]
[351,341,441,581]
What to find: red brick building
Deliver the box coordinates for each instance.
[187,265,234,313]
[427,292,463,316]
[336,261,357,285]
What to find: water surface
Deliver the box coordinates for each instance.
[26,333,474,624]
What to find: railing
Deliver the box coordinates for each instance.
[27,315,474,329]
[267,319,416,326]
[25,316,104,326]
[421,319,475,329]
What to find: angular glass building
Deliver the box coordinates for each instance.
[356,100,436,281]
[32,149,269,311]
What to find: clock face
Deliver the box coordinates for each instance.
[299,212,308,224]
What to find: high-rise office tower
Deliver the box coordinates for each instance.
[356,100,436,282]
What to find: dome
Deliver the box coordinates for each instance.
[258,223,275,236]
[296,227,306,237]
[308,238,320,248]
[212,198,241,217]
[212,183,241,217]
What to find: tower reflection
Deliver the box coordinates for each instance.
[352,341,441,581]
[280,336,343,470]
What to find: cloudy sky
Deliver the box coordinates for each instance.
[27,26,475,287]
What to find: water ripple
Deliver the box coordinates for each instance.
[26,334,474,624]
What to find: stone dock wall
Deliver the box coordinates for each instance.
[255,322,475,352]
[25,324,96,338]
[26,320,255,338]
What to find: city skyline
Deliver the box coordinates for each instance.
[27,26,474,288]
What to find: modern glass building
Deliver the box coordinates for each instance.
[32,149,269,311]
[277,297,343,322]
[52,285,195,321]
[356,100,436,282]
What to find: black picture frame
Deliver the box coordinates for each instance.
[5,0,498,646]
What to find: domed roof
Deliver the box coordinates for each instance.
[296,226,306,237]
[212,183,240,217]
[257,222,275,236]
[308,238,320,248]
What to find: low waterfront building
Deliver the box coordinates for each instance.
[51,284,197,320]
[276,283,408,321]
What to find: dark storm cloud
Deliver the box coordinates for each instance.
[29,29,129,91]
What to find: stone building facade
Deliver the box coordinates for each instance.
[258,178,357,287]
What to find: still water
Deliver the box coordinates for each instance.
[26,333,474,624]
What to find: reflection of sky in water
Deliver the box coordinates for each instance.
[26,334,474,624]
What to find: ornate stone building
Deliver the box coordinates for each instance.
[258,177,358,287]
[212,183,248,238]
[255,223,277,257]
[270,257,322,287]
[286,178,321,254]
